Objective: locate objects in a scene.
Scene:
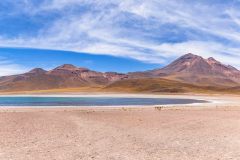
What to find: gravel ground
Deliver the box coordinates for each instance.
[0,106,240,160]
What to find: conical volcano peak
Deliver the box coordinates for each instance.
[207,57,219,63]
[180,53,200,59]
[176,53,203,64]
[55,64,78,70]
[208,57,216,61]
[147,53,240,85]
[185,53,196,57]
[28,68,47,74]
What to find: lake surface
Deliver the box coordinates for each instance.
[0,97,207,107]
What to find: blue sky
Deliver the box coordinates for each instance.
[1,0,240,75]
[0,47,159,74]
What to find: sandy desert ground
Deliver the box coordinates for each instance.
[0,95,240,160]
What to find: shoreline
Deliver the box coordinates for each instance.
[0,94,218,108]
[0,95,239,112]
[0,93,239,110]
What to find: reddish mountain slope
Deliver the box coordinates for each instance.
[1,53,240,93]
[130,53,240,86]
[0,64,127,91]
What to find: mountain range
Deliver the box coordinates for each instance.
[1,53,240,93]
[130,53,240,86]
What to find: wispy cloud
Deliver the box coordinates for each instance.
[0,57,28,76]
[1,0,240,67]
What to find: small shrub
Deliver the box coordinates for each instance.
[155,106,163,111]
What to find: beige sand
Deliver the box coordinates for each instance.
[0,95,240,160]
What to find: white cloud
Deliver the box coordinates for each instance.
[1,0,240,68]
[0,57,28,76]
[0,64,26,76]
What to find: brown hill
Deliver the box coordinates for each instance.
[104,78,234,94]
[1,53,240,93]
[130,53,240,86]
[0,64,127,92]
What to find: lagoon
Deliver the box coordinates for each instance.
[0,96,207,107]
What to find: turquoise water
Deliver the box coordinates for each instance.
[0,97,207,107]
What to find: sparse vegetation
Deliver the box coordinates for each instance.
[104,78,240,94]
[155,106,163,111]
